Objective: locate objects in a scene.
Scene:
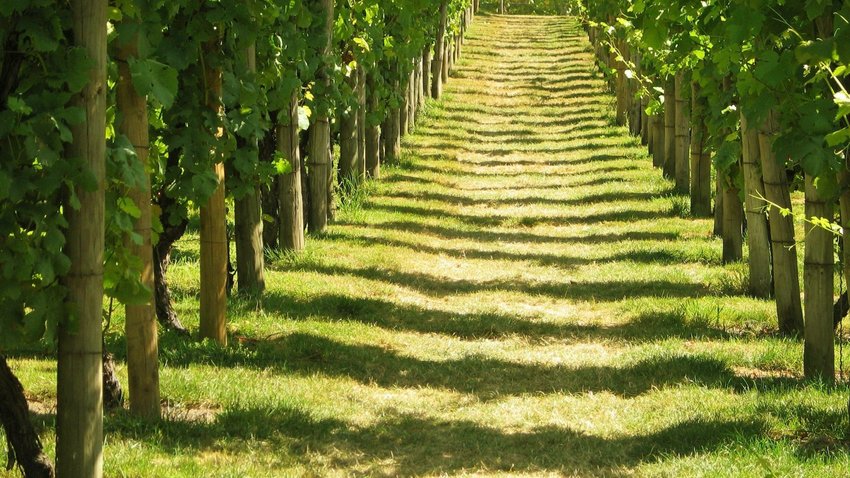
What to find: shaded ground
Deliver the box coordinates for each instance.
[7,12,850,478]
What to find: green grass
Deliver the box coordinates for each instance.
[6,13,850,478]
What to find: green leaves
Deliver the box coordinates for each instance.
[128,57,178,108]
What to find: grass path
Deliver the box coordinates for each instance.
[8,13,850,478]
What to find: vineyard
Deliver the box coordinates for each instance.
[3,0,850,476]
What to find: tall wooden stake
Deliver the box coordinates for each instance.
[199,38,228,346]
[57,1,106,476]
[116,23,160,418]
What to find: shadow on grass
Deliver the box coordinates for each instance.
[338,220,680,245]
[103,404,768,476]
[378,189,668,208]
[365,201,674,227]
[234,292,729,343]
[156,330,733,399]
[325,229,718,267]
[287,262,711,301]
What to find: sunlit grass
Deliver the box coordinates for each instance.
[5,12,850,478]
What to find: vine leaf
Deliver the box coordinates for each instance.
[128,57,178,108]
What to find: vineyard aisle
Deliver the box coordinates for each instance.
[10,12,850,478]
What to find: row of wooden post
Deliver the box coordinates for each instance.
[47,1,481,477]
[584,20,844,383]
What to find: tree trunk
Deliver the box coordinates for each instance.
[690,83,711,217]
[153,190,189,335]
[199,39,228,347]
[234,45,265,295]
[278,89,305,251]
[115,26,160,418]
[500,0,505,14]
[101,350,123,411]
[365,71,381,178]
[57,1,106,476]
[804,173,834,382]
[432,2,448,99]
[673,72,689,193]
[759,112,804,336]
[721,171,743,263]
[0,355,54,478]
[662,78,676,179]
[740,114,772,298]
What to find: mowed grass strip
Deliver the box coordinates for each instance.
[6,12,850,478]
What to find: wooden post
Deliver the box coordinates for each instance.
[278,89,305,251]
[651,113,664,169]
[721,171,743,263]
[714,175,724,236]
[431,1,448,99]
[57,0,106,476]
[839,150,850,329]
[662,78,676,179]
[740,113,771,298]
[338,69,359,183]
[614,40,627,126]
[422,46,432,100]
[673,72,689,193]
[408,66,416,129]
[442,37,449,84]
[356,66,367,180]
[365,70,381,178]
[399,74,409,136]
[234,44,265,295]
[759,112,804,336]
[116,23,160,418]
[199,38,228,346]
[690,83,711,217]
[306,0,334,234]
[804,173,834,381]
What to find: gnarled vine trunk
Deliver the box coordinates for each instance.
[0,355,54,478]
